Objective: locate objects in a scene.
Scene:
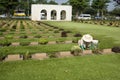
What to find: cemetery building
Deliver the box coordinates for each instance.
[31,4,72,21]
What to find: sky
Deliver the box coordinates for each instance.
[54,0,115,11]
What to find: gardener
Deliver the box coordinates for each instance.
[78,34,98,50]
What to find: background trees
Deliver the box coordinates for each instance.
[69,0,90,17]
[91,0,110,19]
[0,0,19,17]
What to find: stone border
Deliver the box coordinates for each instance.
[1,48,115,62]
[4,54,23,61]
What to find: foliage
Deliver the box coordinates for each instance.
[39,38,48,44]
[0,40,11,46]
[34,35,41,38]
[54,30,59,33]
[0,49,8,61]
[71,45,81,56]
[56,38,65,43]
[0,0,19,16]
[20,42,30,46]
[72,38,79,43]
[74,33,82,37]
[20,35,28,38]
[0,28,6,32]
[4,35,13,39]
[48,0,58,5]
[91,0,110,18]
[69,0,89,17]
[61,31,67,37]
[23,51,31,60]
[110,8,120,16]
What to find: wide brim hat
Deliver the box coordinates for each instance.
[82,34,93,42]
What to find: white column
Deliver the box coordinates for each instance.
[47,10,51,20]
[57,10,60,21]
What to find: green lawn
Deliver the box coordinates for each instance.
[0,54,120,80]
[45,21,120,48]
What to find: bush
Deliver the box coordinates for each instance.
[65,30,72,33]
[0,28,6,32]
[0,32,3,35]
[74,33,82,37]
[20,42,30,46]
[56,38,65,43]
[39,38,48,44]
[0,49,8,61]
[0,40,11,46]
[72,38,79,43]
[112,46,120,53]
[20,35,28,38]
[34,35,41,38]
[12,25,16,29]
[71,46,81,56]
[59,28,64,31]
[61,31,67,37]
[23,51,31,60]
[54,30,59,33]
[5,35,13,39]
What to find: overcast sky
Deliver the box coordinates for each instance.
[54,0,115,11]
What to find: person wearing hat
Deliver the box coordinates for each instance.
[78,34,95,50]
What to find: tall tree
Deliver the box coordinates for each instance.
[113,0,120,5]
[69,0,90,17]
[48,0,58,5]
[0,0,19,17]
[91,0,110,19]
[35,0,47,4]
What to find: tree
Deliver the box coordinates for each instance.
[113,0,120,5]
[69,0,90,17]
[48,0,58,5]
[83,7,97,16]
[91,0,110,19]
[0,0,19,17]
[35,0,47,4]
[110,8,120,16]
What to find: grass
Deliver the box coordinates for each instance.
[45,21,120,48]
[0,43,76,54]
[0,54,120,80]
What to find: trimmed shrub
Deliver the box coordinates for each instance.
[5,35,13,39]
[34,35,41,38]
[12,25,16,29]
[39,38,48,44]
[59,28,64,31]
[56,38,65,43]
[0,49,8,61]
[112,46,120,53]
[54,30,59,33]
[20,35,28,38]
[20,42,30,46]
[72,38,79,43]
[61,31,67,37]
[23,51,31,60]
[53,26,58,29]
[0,28,6,32]
[65,30,72,33]
[0,32,3,35]
[74,33,82,37]
[71,46,81,56]
[0,40,11,46]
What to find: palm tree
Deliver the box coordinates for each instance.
[91,0,110,19]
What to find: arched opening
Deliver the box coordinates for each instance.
[61,10,66,20]
[40,9,47,20]
[51,10,57,20]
